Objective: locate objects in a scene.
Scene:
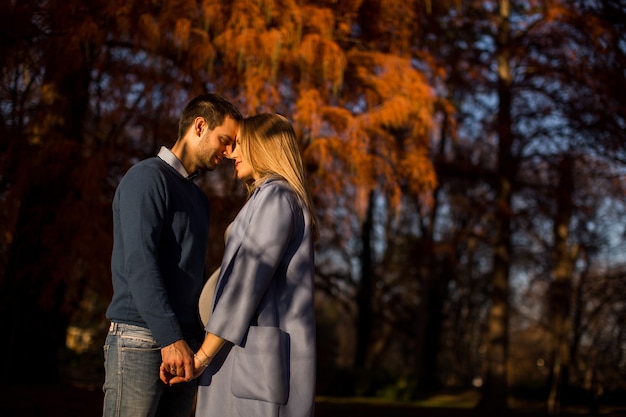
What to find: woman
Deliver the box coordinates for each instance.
[164,113,317,417]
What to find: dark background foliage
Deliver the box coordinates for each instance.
[1,0,625,415]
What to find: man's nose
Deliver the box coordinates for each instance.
[224,144,234,158]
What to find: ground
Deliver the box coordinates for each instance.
[2,383,625,417]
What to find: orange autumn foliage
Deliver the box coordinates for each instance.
[160,0,444,216]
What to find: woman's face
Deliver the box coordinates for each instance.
[230,137,256,181]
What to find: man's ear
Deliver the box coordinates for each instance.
[194,117,206,137]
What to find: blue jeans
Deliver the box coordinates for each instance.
[102,322,198,417]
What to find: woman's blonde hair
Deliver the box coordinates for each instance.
[238,113,318,238]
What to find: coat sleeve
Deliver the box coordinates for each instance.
[206,182,297,345]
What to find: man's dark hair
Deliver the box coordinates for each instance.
[178,93,243,139]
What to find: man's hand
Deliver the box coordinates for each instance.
[162,352,210,385]
[159,339,194,385]
[162,332,225,385]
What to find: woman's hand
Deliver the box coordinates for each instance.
[162,351,211,385]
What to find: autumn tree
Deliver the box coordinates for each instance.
[214,0,443,378]
[0,0,444,386]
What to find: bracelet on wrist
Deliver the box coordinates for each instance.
[195,347,212,368]
[199,346,211,360]
[194,354,210,367]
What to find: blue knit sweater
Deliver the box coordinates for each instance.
[106,156,209,347]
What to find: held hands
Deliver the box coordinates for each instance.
[159,339,194,385]
[160,342,212,385]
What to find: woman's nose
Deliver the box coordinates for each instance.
[226,145,237,159]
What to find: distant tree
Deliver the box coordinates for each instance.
[0,0,111,382]
[419,0,626,411]
[476,0,515,410]
[546,156,576,414]
[0,0,246,382]
[512,1,626,412]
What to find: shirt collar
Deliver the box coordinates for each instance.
[157,146,192,179]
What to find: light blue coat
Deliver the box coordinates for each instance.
[196,178,316,417]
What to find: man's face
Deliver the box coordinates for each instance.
[197,116,239,171]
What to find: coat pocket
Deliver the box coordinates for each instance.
[231,326,290,404]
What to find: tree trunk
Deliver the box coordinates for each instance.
[355,190,375,368]
[416,251,449,391]
[479,0,512,411]
[547,156,576,414]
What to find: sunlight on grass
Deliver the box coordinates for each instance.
[413,391,479,408]
[317,390,480,409]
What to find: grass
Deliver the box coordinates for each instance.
[315,391,626,417]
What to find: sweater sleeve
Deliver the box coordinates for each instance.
[116,165,182,346]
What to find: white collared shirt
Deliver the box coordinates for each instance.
[157,146,191,179]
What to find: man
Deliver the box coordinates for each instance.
[102,93,242,417]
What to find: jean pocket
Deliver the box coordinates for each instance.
[231,326,290,404]
[119,329,158,349]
